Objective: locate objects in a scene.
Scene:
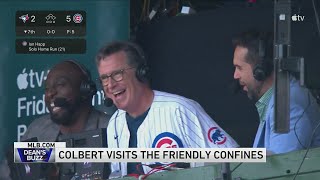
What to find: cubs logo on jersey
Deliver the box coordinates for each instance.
[151,132,183,166]
[207,127,227,145]
[152,132,184,148]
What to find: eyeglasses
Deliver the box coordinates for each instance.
[99,67,135,86]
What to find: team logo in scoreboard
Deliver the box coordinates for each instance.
[19,14,29,23]
[73,13,83,23]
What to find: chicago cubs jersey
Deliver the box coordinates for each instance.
[107,90,239,176]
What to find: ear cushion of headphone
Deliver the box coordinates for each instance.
[136,64,150,82]
[253,64,266,81]
[80,80,97,98]
[88,80,97,96]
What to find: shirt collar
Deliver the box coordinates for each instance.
[256,87,273,106]
[255,87,273,122]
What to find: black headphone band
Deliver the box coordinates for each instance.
[63,60,97,97]
[253,35,274,81]
[127,42,147,65]
[258,39,266,58]
[126,43,150,83]
[64,60,92,81]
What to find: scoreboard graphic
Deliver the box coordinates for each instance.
[15,11,86,54]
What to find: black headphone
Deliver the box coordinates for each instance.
[253,36,274,81]
[64,60,97,99]
[136,63,150,83]
[128,42,150,83]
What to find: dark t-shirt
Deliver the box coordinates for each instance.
[126,108,150,175]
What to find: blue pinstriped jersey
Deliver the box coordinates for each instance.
[107,90,239,176]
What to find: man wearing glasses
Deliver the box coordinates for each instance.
[95,41,239,177]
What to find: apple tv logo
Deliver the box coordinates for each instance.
[291,14,305,22]
[17,68,28,90]
[16,68,49,90]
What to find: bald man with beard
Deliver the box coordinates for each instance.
[2,60,112,180]
[23,60,111,141]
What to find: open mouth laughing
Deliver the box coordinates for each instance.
[112,89,126,99]
[50,101,63,113]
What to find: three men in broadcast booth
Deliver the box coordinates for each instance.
[95,41,239,177]
[3,60,112,179]
[232,29,320,154]
[4,29,319,179]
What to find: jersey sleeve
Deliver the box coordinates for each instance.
[177,100,239,148]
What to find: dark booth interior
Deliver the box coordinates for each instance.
[135,4,319,147]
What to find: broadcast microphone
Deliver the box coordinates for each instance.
[104,98,114,107]
[229,79,242,94]
[54,97,69,107]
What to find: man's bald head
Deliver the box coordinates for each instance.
[48,61,87,87]
[44,60,91,126]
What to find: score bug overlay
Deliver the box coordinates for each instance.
[16,11,86,36]
[15,10,86,54]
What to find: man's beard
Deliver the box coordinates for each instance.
[50,97,82,126]
[246,82,263,103]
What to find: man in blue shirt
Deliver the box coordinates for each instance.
[232,29,320,154]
